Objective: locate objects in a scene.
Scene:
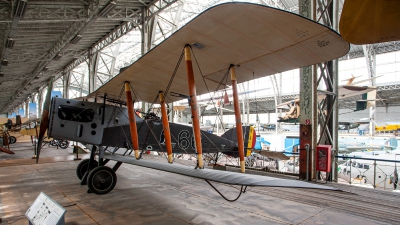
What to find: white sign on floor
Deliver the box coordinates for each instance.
[25,192,66,225]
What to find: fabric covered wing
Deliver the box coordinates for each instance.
[104,155,339,191]
[339,0,400,44]
[88,3,349,103]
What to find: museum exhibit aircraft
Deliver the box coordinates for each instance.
[338,137,398,154]
[0,117,26,154]
[276,74,381,122]
[338,153,400,190]
[338,121,368,131]
[34,3,350,198]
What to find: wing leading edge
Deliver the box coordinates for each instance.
[87,2,349,103]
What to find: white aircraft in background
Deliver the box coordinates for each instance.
[338,137,398,154]
[338,151,399,191]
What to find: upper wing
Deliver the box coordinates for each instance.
[88,3,349,103]
[339,0,400,44]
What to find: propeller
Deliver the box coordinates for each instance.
[36,78,53,163]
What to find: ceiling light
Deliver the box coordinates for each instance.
[6,38,15,48]
[1,59,8,66]
[42,67,49,71]
[15,0,27,17]
[70,35,83,44]
[0,72,4,77]
[53,54,62,61]
[98,1,116,17]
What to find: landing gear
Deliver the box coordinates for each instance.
[76,159,98,180]
[87,166,117,195]
[8,136,16,144]
[59,140,69,149]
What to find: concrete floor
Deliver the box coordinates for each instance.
[0,141,395,225]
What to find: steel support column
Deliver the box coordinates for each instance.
[363,44,377,136]
[38,90,43,118]
[88,52,99,93]
[141,7,152,55]
[25,101,29,118]
[63,71,70,99]
[331,0,340,182]
[312,0,339,182]
[299,0,314,181]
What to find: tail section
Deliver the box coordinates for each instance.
[221,125,256,157]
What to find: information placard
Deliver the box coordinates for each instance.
[25,192,66,225]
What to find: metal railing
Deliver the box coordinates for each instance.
[336,155,400,191]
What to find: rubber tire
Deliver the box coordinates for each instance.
[76,159,98,180]
[50,140,58,146]
[59,140,69,149]
[8,136,16,144]
[87,166,117,195]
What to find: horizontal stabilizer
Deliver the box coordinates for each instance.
[253,150,289,160]
[104,155,339,191]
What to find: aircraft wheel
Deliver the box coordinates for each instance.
[9,136,16,144]
[59,140,69,149]
[87,166,117,195]
[76,159,98,180]
[50,140,58,146]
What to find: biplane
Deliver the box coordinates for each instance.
[0,117,27,154]
[36,3,349,198]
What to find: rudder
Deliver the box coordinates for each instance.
[221,125,256,157]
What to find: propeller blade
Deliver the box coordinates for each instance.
[36,78,53,163]
[0,146,15,154]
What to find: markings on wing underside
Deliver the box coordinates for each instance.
[296,29,308,38]
[317,40,330,47]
